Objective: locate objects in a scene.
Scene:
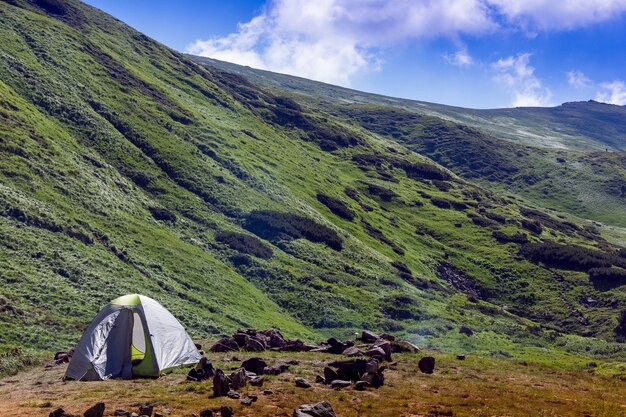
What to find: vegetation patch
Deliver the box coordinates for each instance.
[365,183,398,202]
[492,231,529,244]
[316,193,355,221]
[216,231,273,259]
[362,220,404,255]
[520,241,626,273]
[243,210,342,250]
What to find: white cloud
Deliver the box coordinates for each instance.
[596,80,626,105]
[492,53,552,107]
[186,0,626,86]
[444,48,474,66]
[488,0,626,31]
[567,70,591,88]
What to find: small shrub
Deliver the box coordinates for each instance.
[430,197,451,209]
[519,241,624,271]
[366,184,398,202]
[521,219,543,234]
[362,221,404,254]
[492,231,529,244]
[316,193,355,221]
[149,207,177,222]
[216,231,273,259]
[589,267,626,290]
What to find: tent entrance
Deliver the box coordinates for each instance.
[130,311,146,364]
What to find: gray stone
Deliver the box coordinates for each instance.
[341,346,363,357]
[418,356,436,374]
[226,390,240,399]
[330,380,352,389]
[213,369,230,397]
[229,367,247,390]
[220,406,233,417]
[293,401,337,417]
[84,402,105,417]
[295,377,311,388]
[138,405,153,417]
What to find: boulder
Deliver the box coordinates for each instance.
[323,366,338,384]
[327,338,346,354]
[249,376,264,387]
[50,408,73,417]
[269,332,287,348]
[242,357,267,375]
[364,346,386,359]
[379,333,395,341]
[365,359,379,373]
[199,410,214,417]
[210,337,239,353]
[84,402,105,417]
[245,337,265,352]
[220,406,233,417]
[188,357,214,381]
[229,368,247,390]
[354,380,370,391]
[232,332,250,347]
[241,398,253,406]
[226,390,240,399]
[418,356,435,374]
[138,405,153,417]
[361,330,380,343]
[263,364,290,375]
[293,401,337,417]
[212,369,230,397]
[341,346,363,357]
[360,371,384,388]
[54,352,71,362]
[373,340,392,361]
[114,411,130,417]
[295,377,312,388]
[330,380,352,389]
[391,341,420,354]
[315,374,325,384]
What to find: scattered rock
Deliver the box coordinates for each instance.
[262,389,273,395]
[50,408,73,417]
[210,337,239,353]
[354,380,370,391]
[220,406,233,417]
[379,333,395,341]
[229,368,247,390]
[213,369,230,397]
[226,390,240,399]
[199,409,214,417]
[84,402,105,417]
[249,376,264,387]
[139,405,153,417]
[331,379,352,389]
[418,356,436,374]
[360,371,384,388]
[391,341,420,353]
[240,398,253,406]
[361,330,380,343]
[162,408,171,415]
[245,337,265,352]
[242,357,267,375]
[342,346,363,357]
[324,366,338,384]
[114,411,129,417]
[315,374,325,383]
[295,377,312,388]
[456,354,466,360]
[293,401,337,417]
[188,357,215,381]
[154,413,163,417]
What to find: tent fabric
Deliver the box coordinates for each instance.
[65,294,201,381]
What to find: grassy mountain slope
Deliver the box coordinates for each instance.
[197,57,626,229]
[1,0,626,364]
[194,57,626,151]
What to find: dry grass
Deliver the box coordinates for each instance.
[1,350,626,417]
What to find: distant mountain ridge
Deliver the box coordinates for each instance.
[192,56,626,152]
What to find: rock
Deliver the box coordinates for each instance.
[213,369,230,397]
[295,377,312,388]
[269,333,287,348]
[262,389,273,395]
[249,376,264,387]
[418,356,436,374]
[226,390,240,399]
[327,338,346,354]
[84,402,105,417]
[210,337,239,353]
[379,333,395,341]
[373,340,392,361]
[365,359,379,373]
[323,366,338,384]
[154,414,163,417]
[54,352,71,362]
[286,360,300,365]
[456,354,466,360]
[341,346,363,357]
[293,401,337,417]
[162,409,171,415]
[194,343,202,350]
[229,368,247,390]
[50,408,73,417]
[330,380,352,389]
[361,330,380,343]
[360,371,384,388]
[330,358,368,382]
[245,337,265,352]
[354,380,370,391]
[114,411,130,417]
[242,357,267,375]
[220,406,233,417]
[391,341,420,354]
[199,410,214,417]
[130,414,138,417]
[240,398,253,406]
[232,332,250,347]
[188,357,215,381]
[364,346,386,359]
[264,364,289,375]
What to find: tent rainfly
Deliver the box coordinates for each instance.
[65,294,201,380]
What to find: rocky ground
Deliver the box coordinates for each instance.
[2,332,626,416]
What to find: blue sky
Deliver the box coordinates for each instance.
[84,0,626,109]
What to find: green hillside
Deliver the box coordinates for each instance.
[1,0,626,367]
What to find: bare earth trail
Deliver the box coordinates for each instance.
[1,351,626,416]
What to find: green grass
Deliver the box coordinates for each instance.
[0,0,625,367]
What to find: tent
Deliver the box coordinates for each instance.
[65,294,201,380]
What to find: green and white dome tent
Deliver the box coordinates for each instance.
[65,294,201,380]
